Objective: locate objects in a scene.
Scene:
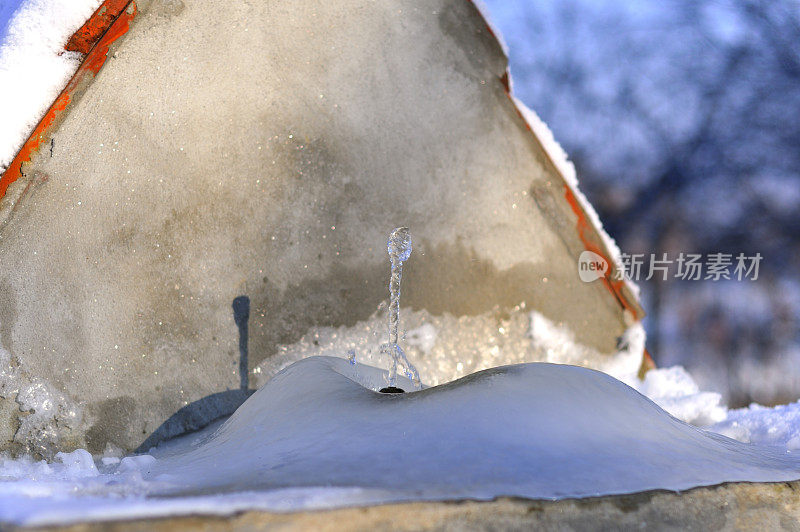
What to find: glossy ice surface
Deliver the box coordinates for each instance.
[149,357,800,498]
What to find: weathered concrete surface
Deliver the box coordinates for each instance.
[11,482,800,531]
[0,0,641,455]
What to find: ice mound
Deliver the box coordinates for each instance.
[145,356,800,500]
[4,356,800,526]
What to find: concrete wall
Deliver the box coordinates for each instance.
[0,0,640,455]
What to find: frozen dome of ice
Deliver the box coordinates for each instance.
[143,356,800,500]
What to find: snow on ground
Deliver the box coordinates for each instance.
[526,309,800,443]
[632,366,726,426]
[711,402,800,451]
[0,0,101,172]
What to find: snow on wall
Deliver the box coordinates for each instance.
[0,0,102,172]
[468,0,509,56]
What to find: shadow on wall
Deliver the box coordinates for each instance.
[136,296,255,453]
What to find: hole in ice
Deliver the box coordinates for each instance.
[378,386,405,394]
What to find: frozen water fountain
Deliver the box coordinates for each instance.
[379,227,421,393]
[3,226,800,527]
[109,227,800,499]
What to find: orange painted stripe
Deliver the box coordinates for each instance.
[66,0,131,54]
[0,1,137,201]
[563,183,642,320]
[497,71,642,321]
[472,0,642,319]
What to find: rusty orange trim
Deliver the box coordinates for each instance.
[496,68,642,321]
[80,2,136,73]
[0,1,137,201]
[500,71,510,93]
[468,0,641,321]
[66,0,131,54]
[563,184,642,320]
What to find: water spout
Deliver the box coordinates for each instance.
[380,227,421,390]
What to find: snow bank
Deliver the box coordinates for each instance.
[528,310,645,382]
[632,366,727,426]
[0,0,101,172]
[247,304,725,432]
[527,310,729,427]
[711,401,800,450]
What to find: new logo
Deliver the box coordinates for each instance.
[578,251,608,283]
